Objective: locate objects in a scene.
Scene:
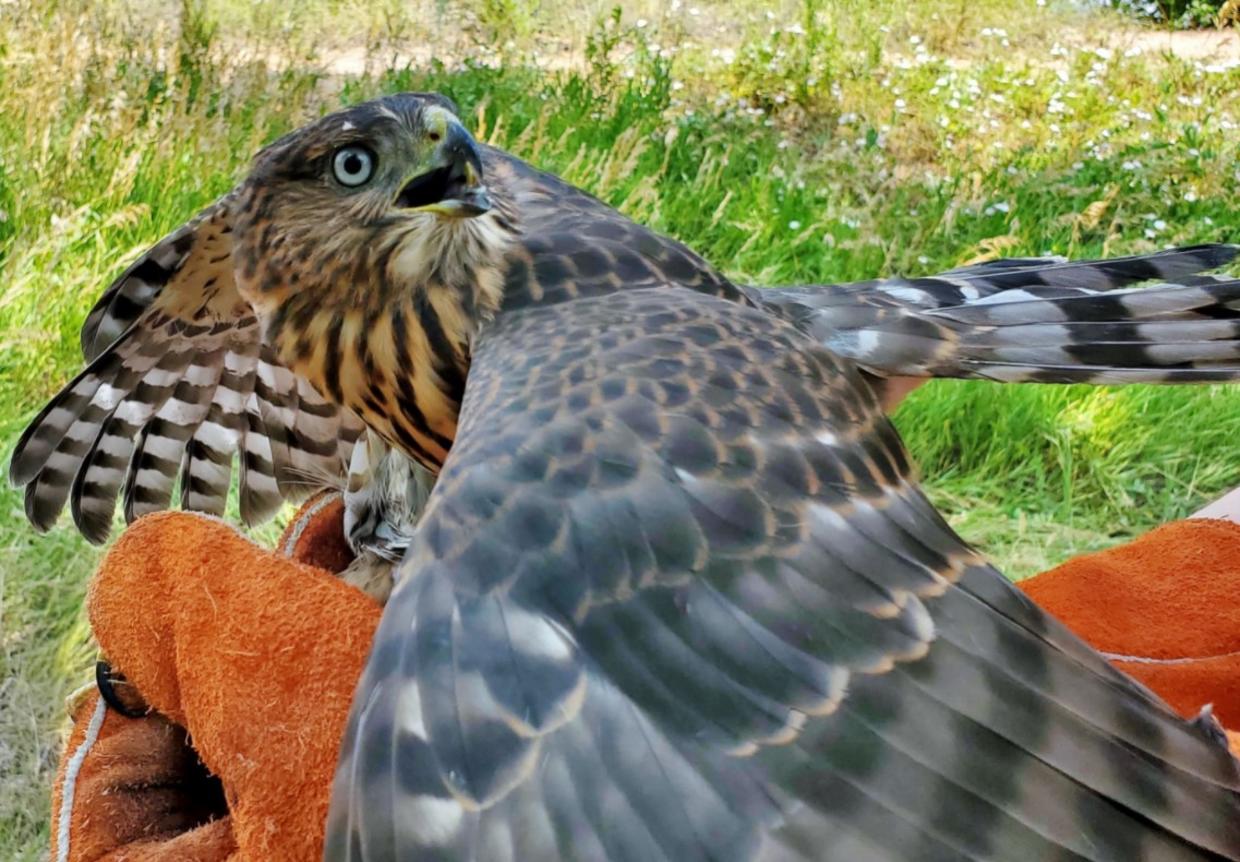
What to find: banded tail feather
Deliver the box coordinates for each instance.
[757,243,1240,384]
[935,242,1236,287]
[9,198,363,543]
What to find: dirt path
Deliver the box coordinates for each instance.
[1104,26,1240,63]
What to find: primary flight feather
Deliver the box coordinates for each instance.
[11,93,1240,861]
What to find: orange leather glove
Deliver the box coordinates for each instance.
[50,496,380,862]
[1020,517,1240,744]
[49,508,1240,861]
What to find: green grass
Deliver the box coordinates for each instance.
[2,0,1239,856]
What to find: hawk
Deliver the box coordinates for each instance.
[11,93,1240,860]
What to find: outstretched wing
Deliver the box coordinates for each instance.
[327,284,1240,861]
[9,196,363,543]
[757,243,1240,384]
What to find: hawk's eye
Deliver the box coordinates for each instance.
[332,146,375,187]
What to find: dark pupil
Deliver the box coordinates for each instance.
[344,153,363,175]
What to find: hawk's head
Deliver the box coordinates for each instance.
[246,92,493,227]
[231,92,519,470]
[234,92,512,309]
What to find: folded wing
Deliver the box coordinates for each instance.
[327,284,1240,861]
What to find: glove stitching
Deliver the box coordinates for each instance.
[57,694,107,862]
[1102,648,1240,665]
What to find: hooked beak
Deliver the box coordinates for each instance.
[394,120,492,218]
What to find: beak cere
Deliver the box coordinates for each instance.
[395,122,493,217]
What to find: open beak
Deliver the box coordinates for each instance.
[394,121,492,218]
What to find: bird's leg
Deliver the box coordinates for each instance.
[339,552,397,604]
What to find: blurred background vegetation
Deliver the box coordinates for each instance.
[1,0,1238,855]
